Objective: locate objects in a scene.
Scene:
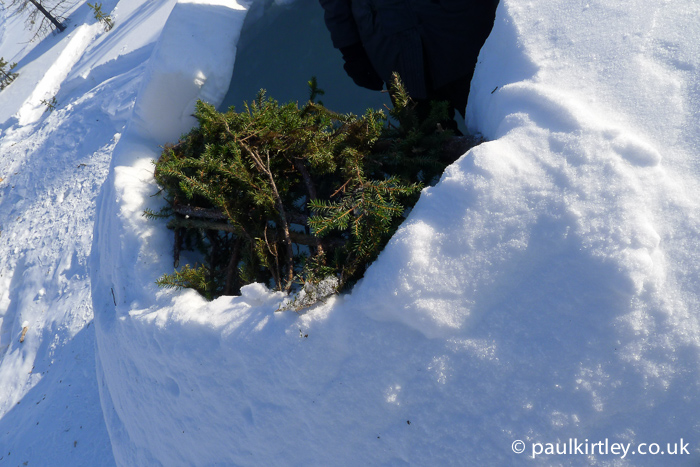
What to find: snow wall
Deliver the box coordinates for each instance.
[92,0,700,465]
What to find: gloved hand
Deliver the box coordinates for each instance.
[339,43,384,91]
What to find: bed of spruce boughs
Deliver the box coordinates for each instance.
[146,75,473,308]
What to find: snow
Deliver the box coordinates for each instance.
[1,0,700,464]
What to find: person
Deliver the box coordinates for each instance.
[319,0,499,125]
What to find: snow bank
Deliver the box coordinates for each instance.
[92,0,700,465]
[92,0,248,307]
[91,0,249,463]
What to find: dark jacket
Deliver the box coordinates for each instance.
[319,0,499,99]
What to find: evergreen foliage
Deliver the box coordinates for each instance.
[149,75,462,306]
[40,96,57,111]
[0,58,19,91]
[87,2,113,31]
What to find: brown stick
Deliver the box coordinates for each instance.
[172,203,229,220]
[173,227,184,268]
[263,228,282,291]
[167,216,343,247]
[293,159,325,257]
[240,142,295,291]
[224,237,243,295]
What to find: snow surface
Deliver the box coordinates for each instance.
[1,0,700,465]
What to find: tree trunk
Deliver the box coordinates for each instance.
[28,0,66,32]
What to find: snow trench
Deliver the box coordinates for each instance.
[91,0,700,465]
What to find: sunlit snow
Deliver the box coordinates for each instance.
[1,0,699,464]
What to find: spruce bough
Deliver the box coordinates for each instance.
[148,76,464,305]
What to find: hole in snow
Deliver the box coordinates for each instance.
[219,0,390,115]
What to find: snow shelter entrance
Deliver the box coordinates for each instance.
[219,0,390,115]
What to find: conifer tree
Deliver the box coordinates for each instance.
[87,2,113,31]
[0,58,19,90]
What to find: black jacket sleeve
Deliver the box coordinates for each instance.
[339,43,384,90]
[318,0,361,49]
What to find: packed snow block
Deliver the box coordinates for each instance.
[465,0,538,137]
[94,0,250,303]
[129,0,248,144]
[92,1,252,461]
[92,142,174,312]
[352,0,671,343]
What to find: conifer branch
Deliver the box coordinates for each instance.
[168,217,239,234]
[172,203,229,220]
[242,142,295,291]
[148,78,477,305]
